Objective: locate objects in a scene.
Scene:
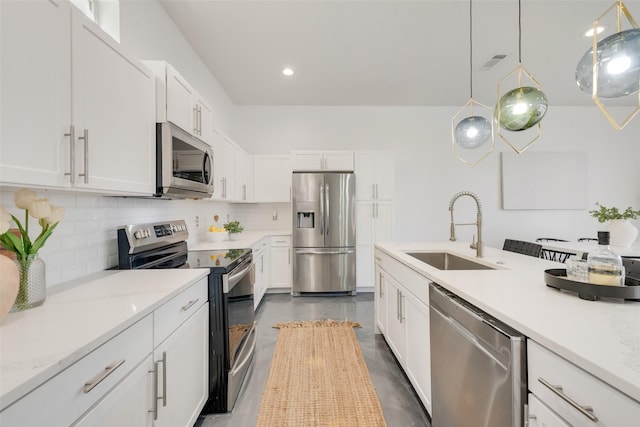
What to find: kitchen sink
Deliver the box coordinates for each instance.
[405,252,496,270]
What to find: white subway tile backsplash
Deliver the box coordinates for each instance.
[1,187,293,289]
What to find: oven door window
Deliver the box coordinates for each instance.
[172,137,212,185]
[227,263,255,364]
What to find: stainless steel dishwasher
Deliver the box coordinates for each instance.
[429,283,526,427]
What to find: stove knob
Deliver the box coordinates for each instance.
[172,225,178,232]
[145,229,151,237]
[134,230,142,239]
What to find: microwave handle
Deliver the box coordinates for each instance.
[203,151,212,185]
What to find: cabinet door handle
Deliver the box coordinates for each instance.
[64,125,76,184]
[400,293,405,323]
[78,129,89,183]
[197,105,202,135]
[375,183,379,199]
[158,351,167,408]
[537,377,598,422]
[378,273,383,297]
[149,361,159,420]
[181,298,199,312]
[396,289,400,320]
[83,359,125,393]
[288,248,291,264]
[193,106,198,135]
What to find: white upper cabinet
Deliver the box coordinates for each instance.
[0,0,71,188]
[355,151,395,201]
[291,151,354,171]
[211,131,235,200]
[144,61,214,146]
[253,155,292,203]
[71,7,155,194]
[0,1,156,196]
[233,145,253,202]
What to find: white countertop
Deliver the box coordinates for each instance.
[189,229,291,251]
[375,241,640,402]
[0,269,209,411]
[540,240,640,257]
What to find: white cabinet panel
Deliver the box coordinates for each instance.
[1,3,155,195]
[234,146,252,202]
[270,236,292,289]
[526,393,570,427]
[153,304,208,427]
[356,201,394,288]
[528,340,640,426]
[253,155,292,203]
[212,132,235,200]
[355,151,394,201]
[0,0,71,188]
[291,151,354,171]
[165,65,196,136]
[404,292,431,414]
[0,315,153,426]
[73,356,154,427]
[71,8,155,194]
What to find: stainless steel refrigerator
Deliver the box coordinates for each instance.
[292,172,356,295]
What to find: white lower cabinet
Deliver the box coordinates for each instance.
[526,393,570,427]
[253,238,270,309]
[374,249,431,413]
[527,340,640,426]
[0,315,154,426]
[153,303,208,427]
[374,264,388,335]
[403,291,431,412]
[270,236,292,289]
[0,278,209,427]
[356,201,394,289]
[73,355,154,427]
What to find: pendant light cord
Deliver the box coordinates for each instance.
[518,0,522,63]
[469,0,473,98]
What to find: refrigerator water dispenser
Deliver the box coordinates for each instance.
[297,212,315,228]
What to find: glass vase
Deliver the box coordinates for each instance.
[10,254,46,312]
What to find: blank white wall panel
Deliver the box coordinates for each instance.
[501,152,587,210]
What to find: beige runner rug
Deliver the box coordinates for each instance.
[255,320,387,427]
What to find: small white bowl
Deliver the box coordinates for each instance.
[205,231,228,243]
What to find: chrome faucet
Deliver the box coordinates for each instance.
[449,191,483,258]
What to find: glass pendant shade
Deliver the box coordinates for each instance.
[576,28,640,98]
[454,116,492,148]
[497,86,548,132]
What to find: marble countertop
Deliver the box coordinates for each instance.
[375,241,640,403]
[189,229,291,251]
[0,269,209,411]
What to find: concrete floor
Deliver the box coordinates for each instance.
[195,293,431,427]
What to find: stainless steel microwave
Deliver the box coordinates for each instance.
[156,122,214,199]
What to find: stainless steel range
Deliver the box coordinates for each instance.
[117,220,255,413]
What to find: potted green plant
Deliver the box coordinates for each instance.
[223,220,244,240]
[589,202,639,247]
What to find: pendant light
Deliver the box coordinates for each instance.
[496,0,548,153]
[452,0,494,167]
[575,0,639,130]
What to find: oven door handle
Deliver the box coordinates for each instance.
[230,323,256,376]
[227,261,253,289]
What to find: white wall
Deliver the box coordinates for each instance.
[234,105,640,249]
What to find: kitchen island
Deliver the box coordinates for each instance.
[375,241,640,424]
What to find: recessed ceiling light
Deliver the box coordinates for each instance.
[584,25,607,37]
[282,67,294,76]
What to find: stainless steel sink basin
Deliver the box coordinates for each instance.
[405,252,496,270]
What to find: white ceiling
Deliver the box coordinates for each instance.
[158,0,640,107]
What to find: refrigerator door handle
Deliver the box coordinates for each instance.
[295,249,355,255]
[319,183,325,236]
[325,183,330,236]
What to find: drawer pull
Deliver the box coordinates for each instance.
[83,359,125,393]
[538,377,598,422]
[181,298,200,312]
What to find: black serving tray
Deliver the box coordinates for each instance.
[544,269,640,301]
